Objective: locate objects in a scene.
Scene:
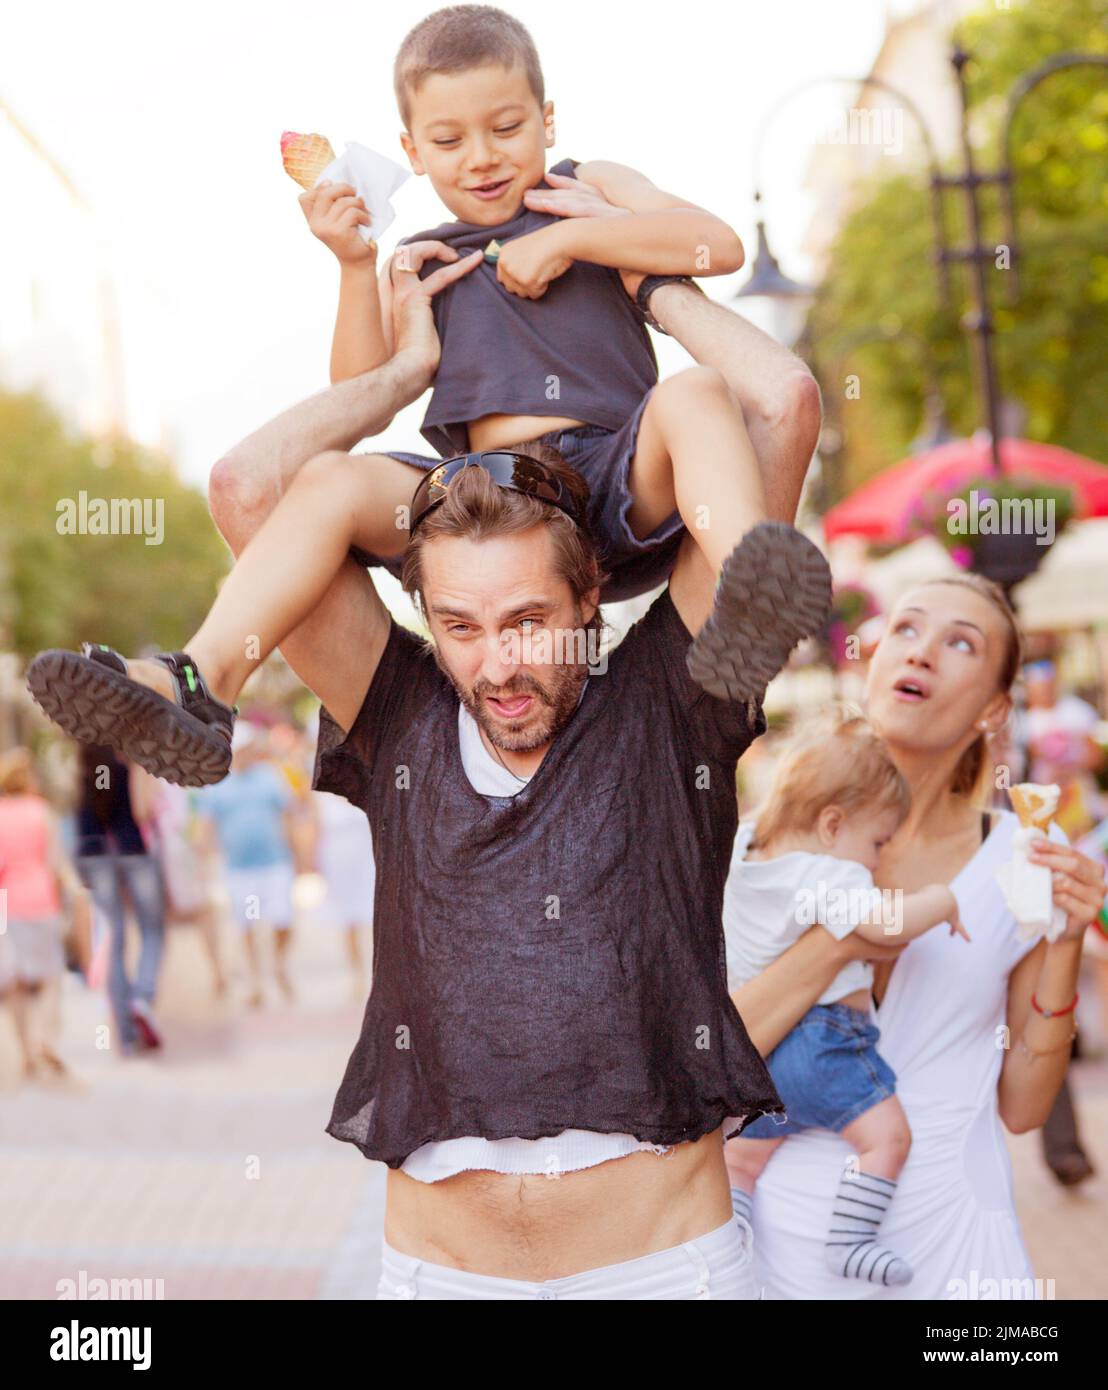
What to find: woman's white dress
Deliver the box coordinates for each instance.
[751,809,1059,1300]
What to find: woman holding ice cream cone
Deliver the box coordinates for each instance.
[731,572,1105,1300]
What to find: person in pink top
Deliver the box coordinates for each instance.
[0,748,88,1083]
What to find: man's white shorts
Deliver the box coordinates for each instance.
[377,1214,759,1300]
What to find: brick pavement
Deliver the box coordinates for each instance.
[0,913,384,1300]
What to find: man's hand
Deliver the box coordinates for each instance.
[389,243,483,381]
[495,223,575,300]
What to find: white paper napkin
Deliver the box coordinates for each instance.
[995,824,1068,943]
[315,142,410,242]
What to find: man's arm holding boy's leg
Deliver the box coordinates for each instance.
[206,248,480,729]
[203,355,425,731]
[208,240,472,542]
[208,354,424,548]
[631,279,821,525]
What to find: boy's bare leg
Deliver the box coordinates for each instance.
[627,280,831,702]
[628,278,822,524]
[73,347,431,713]
[627,365,768,576]
[123,451,421,709]
[205,362,424,719]
[26,250,478,756]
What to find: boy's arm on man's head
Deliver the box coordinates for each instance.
[572,160,717,216]
[534,161,744,279]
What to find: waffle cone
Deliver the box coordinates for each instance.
[1009,782,1059,830]
[281,132,337,190]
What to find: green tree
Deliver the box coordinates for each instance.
[0,389,230,661]
[809,0,1108,500]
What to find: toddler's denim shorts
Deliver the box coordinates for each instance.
[739,1001,897,1140]
[350,389,685,605]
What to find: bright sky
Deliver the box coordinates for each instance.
[5,0,896,488]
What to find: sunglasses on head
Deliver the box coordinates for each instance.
[408,451,588,538]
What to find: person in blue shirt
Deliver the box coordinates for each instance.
[193,724,296,1008]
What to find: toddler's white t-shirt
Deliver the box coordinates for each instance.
[723,821,892,1007]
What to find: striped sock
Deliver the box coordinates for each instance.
[730,1187,754,1227]
[824,1170,913,1286]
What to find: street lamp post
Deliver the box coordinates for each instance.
[944,44,1004,478]
[733,206,815,349]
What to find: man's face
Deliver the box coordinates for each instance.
[421,527,596,754]
[400,63,554,226]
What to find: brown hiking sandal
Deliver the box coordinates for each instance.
[26,644,236,787]
[686,521,833,703]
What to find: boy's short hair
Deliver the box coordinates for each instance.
[751,706,911,850]
[394,4,545,129]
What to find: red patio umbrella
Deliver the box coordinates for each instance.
[823,436,1108,542]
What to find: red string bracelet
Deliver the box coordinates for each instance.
[1031,991,1078,1018]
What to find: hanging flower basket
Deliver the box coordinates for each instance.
[824,582,881,670]
[905,475,1077,589]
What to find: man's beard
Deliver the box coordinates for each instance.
[433,606,600,753]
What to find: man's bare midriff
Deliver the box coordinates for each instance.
[384,1126,733,1280]
[466,411,588,453]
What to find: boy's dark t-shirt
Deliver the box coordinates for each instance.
[399,157,659,456]
[312,588,785,1169]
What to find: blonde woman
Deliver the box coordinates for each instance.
[730,575,1106,1299]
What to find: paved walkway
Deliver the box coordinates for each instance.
[0,912,385,1300]
[1,913,1106,1300]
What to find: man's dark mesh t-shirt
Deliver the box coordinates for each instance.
[311,588,785,1168]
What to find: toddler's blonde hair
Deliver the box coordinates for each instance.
[751,706,911,851]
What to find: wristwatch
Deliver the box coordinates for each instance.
[635,274,703,334]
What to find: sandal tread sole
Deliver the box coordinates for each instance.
[686,523,833,703]
[26,650,231,787]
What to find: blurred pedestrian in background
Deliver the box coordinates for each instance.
[193,724,296,1008]
[74,743,167,1057]
[0,747,89,1083]
[308,789,375,998]
[1019,660,1105,839]
[142,770,229,999]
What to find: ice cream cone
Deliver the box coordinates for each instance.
[1009,782,1060,831]
[281,131,337,190]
